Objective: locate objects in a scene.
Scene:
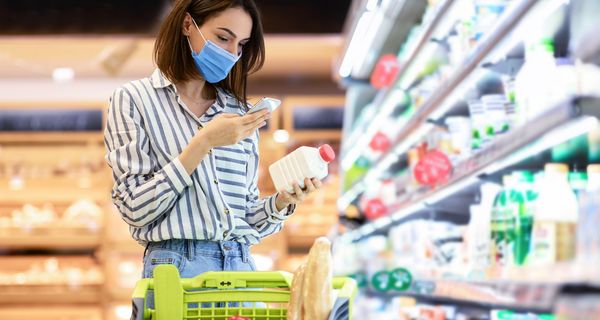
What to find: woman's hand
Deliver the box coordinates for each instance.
[196,110,270,148]
[180,110,269,175]
[275,178,322,211]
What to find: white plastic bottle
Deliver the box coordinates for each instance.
[269,144,336,193]
[530,164,579,265]
[514,38,558,122]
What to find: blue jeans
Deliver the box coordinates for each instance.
[141,239,257,309]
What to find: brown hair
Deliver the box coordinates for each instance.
[154,0,265,105]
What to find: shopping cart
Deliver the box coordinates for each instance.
[131,264,357,320]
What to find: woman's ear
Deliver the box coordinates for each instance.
[182,13,193,37]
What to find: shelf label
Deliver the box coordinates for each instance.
[390,268,413,291]
[371,54,400,89]
[413,150,452,186]
[364,198,388,220]
[371,270,392,292]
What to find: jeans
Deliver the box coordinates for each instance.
[141,239,257,310]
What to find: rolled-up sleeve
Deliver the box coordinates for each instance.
[244,131,296,238]
[104,87,192,228]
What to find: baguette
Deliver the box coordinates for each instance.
[302,237,333,320]
[287,264,306,320]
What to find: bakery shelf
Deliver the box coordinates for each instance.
[0,228,101,249]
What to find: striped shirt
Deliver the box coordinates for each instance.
[104,69,295,246]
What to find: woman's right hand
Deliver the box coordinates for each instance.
[195,110,270,148]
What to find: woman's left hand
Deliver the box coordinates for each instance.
[275,178,322,211]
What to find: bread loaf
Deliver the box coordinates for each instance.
[287,264,306,320]
[302,237,333,320]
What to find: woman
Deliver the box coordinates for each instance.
[104,0,321,281]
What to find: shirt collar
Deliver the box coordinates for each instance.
[150,68,172,89]
[150,68,230,103]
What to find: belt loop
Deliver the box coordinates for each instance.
[241,244,249,263]
[184,240,193,261]
[143,242,150,258]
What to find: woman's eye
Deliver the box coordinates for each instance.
[218,36,228,42]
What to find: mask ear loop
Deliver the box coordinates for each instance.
[186,14,207,54]
[190,16,208,43]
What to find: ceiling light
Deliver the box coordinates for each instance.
[52,67,75,82]
[273,129,290,143]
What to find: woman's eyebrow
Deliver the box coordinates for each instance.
[217,27,250,41]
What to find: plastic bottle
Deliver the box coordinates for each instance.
[577,165,600,263]
[514,38,558,122]
[530,164,579,265]
[490,175,518,267]
[568,172,588,200]
[269,144,335,193]
[511,171,537,266]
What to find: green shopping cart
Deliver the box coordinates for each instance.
[131,265,357,320]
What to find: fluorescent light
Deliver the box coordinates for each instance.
[52,67,74,82]
[339,12,375,78]
[366,0,379,11]
[273,129,290,143]
[350,11,386,76]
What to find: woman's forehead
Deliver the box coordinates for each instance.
[203,7,252,39]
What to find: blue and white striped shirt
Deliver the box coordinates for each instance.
[104,69,294,246]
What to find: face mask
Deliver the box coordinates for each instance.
[188,18,241,83]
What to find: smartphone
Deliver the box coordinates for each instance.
[249,97,281,114]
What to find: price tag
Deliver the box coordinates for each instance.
[371,270,392,292]
[369,132,392,152]
[371,54,400,89]
[413,150,453,186]
[389,268,413,291]
[364,198,388,220]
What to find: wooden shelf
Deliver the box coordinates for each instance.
[0,230,102,249]
[0,306,102,320]
[0,188,109,204]
[0,284,102,304]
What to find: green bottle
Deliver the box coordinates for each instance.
[511,171,537,265]
[491,175,519,267]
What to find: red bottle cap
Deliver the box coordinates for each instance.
[318,144,336,163]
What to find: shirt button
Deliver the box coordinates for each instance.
[223,232,228,238]
[225,209,230,214]
[208,149,213,154]
[213,179,219,185]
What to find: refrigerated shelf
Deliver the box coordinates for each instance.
[344,96,600,242]
[339,0,546,208]
[340,0,456,168]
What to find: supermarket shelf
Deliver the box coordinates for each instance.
[0,230,101,249]
[0,284,102,304]
[366,263,600,313]
[343,96,600,242]
[367,279,559,313]
[339,0,540,208]
[340,0,456,168]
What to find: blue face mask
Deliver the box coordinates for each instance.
[188,19,241,83]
